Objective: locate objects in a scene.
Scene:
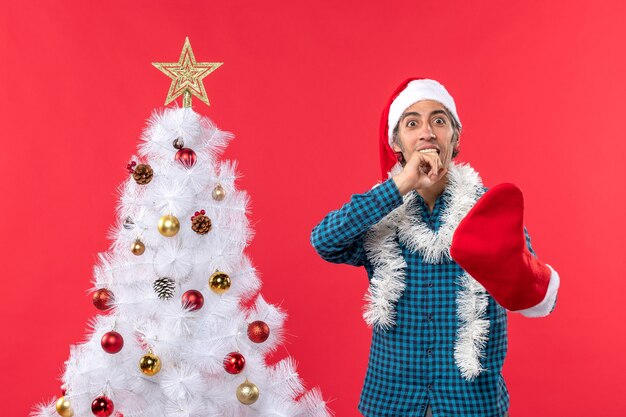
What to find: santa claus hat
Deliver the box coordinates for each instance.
[379,78,462,181]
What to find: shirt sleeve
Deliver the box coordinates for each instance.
[517,226,560,317]
[310,178,404,267]
[524,226,537,257]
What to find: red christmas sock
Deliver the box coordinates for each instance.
[450,183,551,311]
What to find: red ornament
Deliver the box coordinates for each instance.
[223,351,246,374]
[247,320,270,343]
[92,288,114,311]
[191,209,207,221]
[91,396,114,417]
[175,148,197,168]
[101,331,124,354]
[126,160,137,174]
[181,289,204,311]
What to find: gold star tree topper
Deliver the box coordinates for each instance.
[152,37,222,107]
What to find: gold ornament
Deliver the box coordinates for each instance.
[55,396,74,417]
[236,379,260,405]
[212,184,226,201]
[139,351,162,376]
[131,239,145,255]
[158,214,180,237]
[152,37,222,108]
[209,271,231,294]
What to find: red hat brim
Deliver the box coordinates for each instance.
[379,77,425,181]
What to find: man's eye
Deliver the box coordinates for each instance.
[407,120,418,127]
[433,117,446,125]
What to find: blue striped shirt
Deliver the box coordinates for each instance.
[311,178,539,417]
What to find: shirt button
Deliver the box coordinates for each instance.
[426,348,433,355]
[427,281,433,288]
[426,313,433,321]
[427,384,433,390]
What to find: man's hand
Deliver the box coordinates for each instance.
[393,149,447,196]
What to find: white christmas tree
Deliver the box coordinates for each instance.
[33,39,331,417]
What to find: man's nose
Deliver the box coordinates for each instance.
[419,122,436,140]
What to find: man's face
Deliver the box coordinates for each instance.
[391,99,459,170]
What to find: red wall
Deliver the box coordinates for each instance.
[1,1,625,416]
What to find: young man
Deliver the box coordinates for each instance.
[310,78,560,417]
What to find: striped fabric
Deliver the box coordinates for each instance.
[311,178,540,417]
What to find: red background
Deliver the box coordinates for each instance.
[1,1,625,416]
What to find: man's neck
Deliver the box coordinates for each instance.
[417,175,448,213]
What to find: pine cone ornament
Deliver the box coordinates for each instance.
[153,277,175,300]
[191,210,212,235]
[132,164,154,185]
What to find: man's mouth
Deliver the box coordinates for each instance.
[418,148,440,154]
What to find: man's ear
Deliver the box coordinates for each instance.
[451,136,461,158]
[453,131,460,148]
[391,141,402,153]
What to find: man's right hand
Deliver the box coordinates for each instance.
[393,149,447,196]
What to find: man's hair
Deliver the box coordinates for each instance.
[391,107,461,165]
